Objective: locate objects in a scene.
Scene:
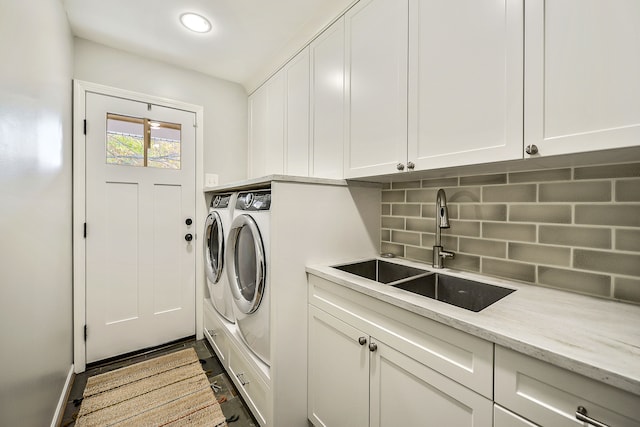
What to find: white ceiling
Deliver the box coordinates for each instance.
[63,0,356,92]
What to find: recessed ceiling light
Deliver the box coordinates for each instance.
[180,13,212,33]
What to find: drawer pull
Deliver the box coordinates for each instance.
[236,372,250,386]
[576,406,609,427]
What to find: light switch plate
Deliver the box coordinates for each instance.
[205,173,219,187]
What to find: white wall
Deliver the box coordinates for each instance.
[73,38,248,184]
[0,0,74,425]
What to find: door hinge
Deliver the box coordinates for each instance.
[84,325,88,341]
[83,222,87,238]
[83,119,87,135]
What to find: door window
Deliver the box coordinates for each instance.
[106,113,181,169]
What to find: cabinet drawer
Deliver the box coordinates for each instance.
[203,300,229,367]
[495,346,640,427]
[228,339,269,426]
[494,404,538,427]
[309,274,494,398]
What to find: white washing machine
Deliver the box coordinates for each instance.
[226,190,271,366]
[204,192,236,323]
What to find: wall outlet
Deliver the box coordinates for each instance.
[205,173,219,187]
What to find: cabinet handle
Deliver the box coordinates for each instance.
[236,372,250,386]
[407,161,415,170]
[207,329,217,337]
[369,342,378,352]
[396,163,405,171]
[576,406,609,427]
[525,144,539,155]
[358,336,367,346]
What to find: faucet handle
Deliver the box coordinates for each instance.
[440,250,455,259]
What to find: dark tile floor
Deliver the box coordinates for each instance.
[61,337,258,427]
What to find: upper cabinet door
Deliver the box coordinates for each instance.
[248,84,268,178]
[344,0,409,179]
[524,0,640,157]
[408,0,524,170]
[310,18,345,179]
[284,48,310,177]
[248,72,285,178]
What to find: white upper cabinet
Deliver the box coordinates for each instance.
[524,0,640,157]
[248,71,285,178]
[283,48,310,176]
[344,0,409,178]
[310,18,345,179]
[408,0,524,172]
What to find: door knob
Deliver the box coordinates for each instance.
[407,161,415,170]
[525,144,539,155]
[369,342,378,352]
[358,336,367,346]
[185,233,193,242]
[396,163,405,171]
[185,218,193,226]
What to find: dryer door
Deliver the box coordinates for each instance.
[226,214,265,314]
[204,211,224,284]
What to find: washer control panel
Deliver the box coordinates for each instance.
[210,193,233,209]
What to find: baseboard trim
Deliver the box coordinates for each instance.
[51,365,74,427]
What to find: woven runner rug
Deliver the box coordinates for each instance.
[75,348,227,427]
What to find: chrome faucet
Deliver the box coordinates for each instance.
[433,189,455,268]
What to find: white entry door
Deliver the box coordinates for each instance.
[85,92,196,363]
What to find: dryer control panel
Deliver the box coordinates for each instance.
[236,191,271,211]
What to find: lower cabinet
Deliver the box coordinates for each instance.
[204,300,270,426]
[308,304,493,427]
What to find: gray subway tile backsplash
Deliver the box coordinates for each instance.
[576,205,640,227]
[391,230,421,246]
[391,203,421,217]
[381,216,404,230]
[483,258,536,283]
[616,179,640,202]
[538,267,611,297]
[509,204,572,224]
[539,181,611,202]
[616,228,640,252]
[539,225,611,249]
[460,173,507,186]
[614,277,640,304]
[483,184,537,203]
[574,162,640,180]
[509,168,571,183]
[459,204,507,221]
[381,161,640,304]
[508,242,571,267]
[574,249,640,277]
[421,177,459,188]
[482,222,537,242]
[382,190,405,203]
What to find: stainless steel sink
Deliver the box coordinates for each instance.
[392,273,515,312]
[332,259,515,312]
[333,259,428,284]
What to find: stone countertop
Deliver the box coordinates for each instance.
[203,175,349,193]
[307,257,640,396]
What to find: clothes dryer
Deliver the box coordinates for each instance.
[226,190,271,366]
[204,192,235,323]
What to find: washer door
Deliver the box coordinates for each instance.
[204,211,224,284]
[226,214,265,314]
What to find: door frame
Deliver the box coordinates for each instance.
[73,80,206,373]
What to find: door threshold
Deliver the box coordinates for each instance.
[87,335,197,369]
